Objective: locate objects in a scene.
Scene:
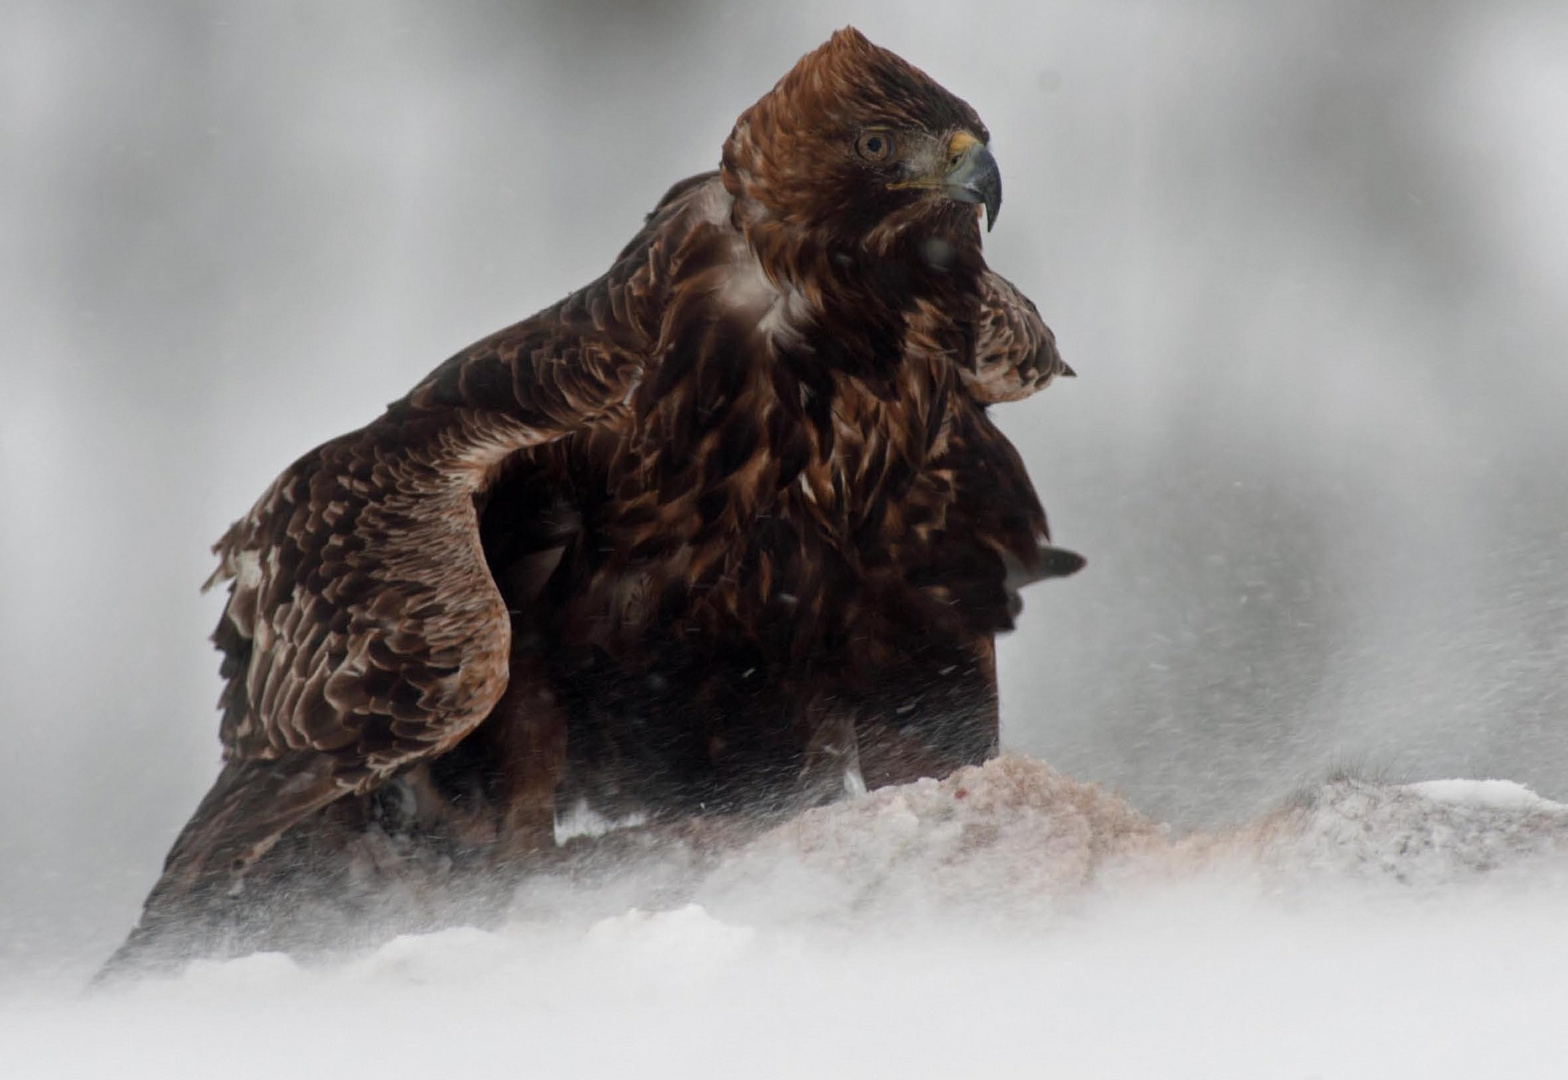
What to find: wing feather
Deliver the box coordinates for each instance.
[205,174,725,793]
[966,268,1073,403]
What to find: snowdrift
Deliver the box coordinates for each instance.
[6,755,1568,1078]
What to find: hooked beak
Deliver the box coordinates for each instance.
[943,132,1002,232]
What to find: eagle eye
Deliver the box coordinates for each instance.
[855,130,896,164]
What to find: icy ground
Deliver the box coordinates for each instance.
[5,756,1567,1079]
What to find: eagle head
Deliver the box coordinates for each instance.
[721,27,1000,256]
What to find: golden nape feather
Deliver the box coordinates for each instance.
[100,26,1080,980]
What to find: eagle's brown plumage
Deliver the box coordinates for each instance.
[103,27,1079,977]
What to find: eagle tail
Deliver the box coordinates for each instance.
[94,752,344,984]
[1005,543,1085,590]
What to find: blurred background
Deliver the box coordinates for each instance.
[2,0,1564,981]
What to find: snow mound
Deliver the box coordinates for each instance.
[694,756,1568,921]
[585,904,756,967]
[700,754,1164,924]
[507,756,1568,934]
[1249,773,1568,888]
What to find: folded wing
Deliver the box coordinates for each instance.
[967,268,1073,403]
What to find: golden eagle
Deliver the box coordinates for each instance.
[104,27,1079,975]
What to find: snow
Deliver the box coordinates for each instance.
[1404,778,1564,812]
[553,797,651,845]
[1268,774,1568,889]
[3,756,1567,1079]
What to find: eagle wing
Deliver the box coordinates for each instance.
[209,319,636,793]
[207,174,710,786]
[102,179,714,976]
[966,268,1073,403]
